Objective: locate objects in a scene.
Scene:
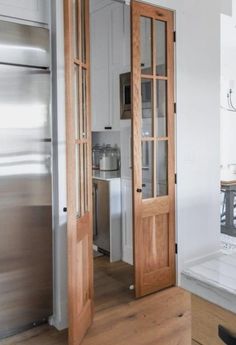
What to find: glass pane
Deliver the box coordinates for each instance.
[83,144,88,212]
[156,20,167,76]
[81,0,86,63]
[74,65,80,140]
[141,79,153,137]
[82,68,87,138]
[142,141,153,199]
[76,144,81,217]
[73,0,79,58]
[157,141,168,196]
[140,17,152,75]
[156,80,167,137]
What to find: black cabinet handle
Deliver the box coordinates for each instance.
[104,126,112,130]
[63,207,67,213]
[136,188,142,193]
[219,325,236,345]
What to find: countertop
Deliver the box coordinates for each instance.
[92,170,121,181]
[181,251,236,314]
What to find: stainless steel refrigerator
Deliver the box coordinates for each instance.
[0,20,52,339]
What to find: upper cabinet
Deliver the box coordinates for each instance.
[0,0,49,25]
[91,1,130,131]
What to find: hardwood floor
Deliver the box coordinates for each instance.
[0,257,192,345]
[94,256,134,312]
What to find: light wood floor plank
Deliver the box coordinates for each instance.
[0,257,191,345]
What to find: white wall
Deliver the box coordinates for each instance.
[220,4,236,169]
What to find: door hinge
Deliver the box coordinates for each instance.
[174,173,177,184]
[174,102,177,114]
[173,31,176,42]
[175,243,178,254]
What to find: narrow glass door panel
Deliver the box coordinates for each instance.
[156,79,167,137]
[141,78,153,137]
[72,0,79,58]
[82,68,87,139]
[74,65,80,140]
[83,143,88,213]
[75,144,81,217]
[155,20,167,76]
[156,140,168,196]
[81,0,86,63]
[140,17,152,75]
[142,141,153,199]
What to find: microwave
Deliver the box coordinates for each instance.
[120,72,152,120]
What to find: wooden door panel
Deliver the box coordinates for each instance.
[132,1,175,298]
[142,214,169,273]
[64,0,93,344]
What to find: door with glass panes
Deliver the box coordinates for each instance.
[64,0,93,344]
[131,1,176,297]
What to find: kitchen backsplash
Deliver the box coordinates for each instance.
[92,131,120,148]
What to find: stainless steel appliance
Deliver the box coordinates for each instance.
[93,179,110,253]
[0,21,52,339]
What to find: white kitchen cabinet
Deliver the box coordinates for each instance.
[91,1,125,131]
[120,123,133,265]
[93,174,122,262]
[123,5,131,70]
[0,0,49,25]
[121,178,133,265]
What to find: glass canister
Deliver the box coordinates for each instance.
[99,144,119,171]
[113,144,120,170]
[92,144,101,170]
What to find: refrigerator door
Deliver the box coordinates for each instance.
[0,20,49,68]
[0,65,52,339]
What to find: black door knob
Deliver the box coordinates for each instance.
[219,325,236,345]
[136,188,142,193]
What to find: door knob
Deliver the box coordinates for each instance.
[136,188,142,193]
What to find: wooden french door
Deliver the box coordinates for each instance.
[131,1,176,297]
[64,1,93,344]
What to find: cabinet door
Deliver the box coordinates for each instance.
[110,3,124,131]
[91,7,110,131]
[91,2,124,132]
[124,5,131,70]
[0,0,49,24]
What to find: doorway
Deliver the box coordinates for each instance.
[64,1,176,344]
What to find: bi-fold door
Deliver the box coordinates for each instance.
[131,1,176,297]
[64,1,93,344]
[64,1,175,344]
